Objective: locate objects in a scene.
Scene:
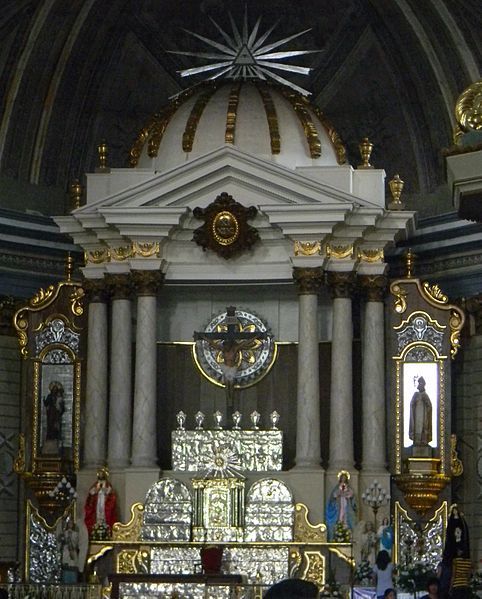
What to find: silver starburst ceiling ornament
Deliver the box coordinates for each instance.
[169,10,318,96]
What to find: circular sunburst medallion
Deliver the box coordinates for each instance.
[212,211,239,246]
[193,308,276,389]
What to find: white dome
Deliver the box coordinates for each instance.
[129,81,346,172]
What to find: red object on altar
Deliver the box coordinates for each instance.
[200,546,224,574]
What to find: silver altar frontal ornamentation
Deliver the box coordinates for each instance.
[172,415,283,472]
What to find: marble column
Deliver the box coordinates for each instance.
[131,270,163,468]
[106,274,133,469]
[327,271,355,471]
[83,279,109,468]
[293,267,323,469]
[360,275,388,471]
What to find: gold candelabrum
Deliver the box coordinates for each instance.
[358,137,374,168]
[388,174,405,210]
[362,479,390,528]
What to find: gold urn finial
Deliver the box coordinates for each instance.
[388,173,405,209]
[69,179,83,209]
[358,137,374,168]
[97,139,109,171]
[65,253,74,281]
[405,248,415,278]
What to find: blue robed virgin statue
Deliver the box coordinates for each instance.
[326,470,357,540]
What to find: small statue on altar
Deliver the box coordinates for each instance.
[440,504,471,598]
[57,518,79,583]
[360,521,378,564]
[326,470,357,540]
[409,376,432,446]
[84,467,117,540]
[377,516,394,556]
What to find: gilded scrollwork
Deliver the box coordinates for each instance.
[423,281,448,304]
[391,282,408,314]
[112,502,144,542]
[358,248,384,263]
[454,79,482,142]
[117,549,150,574]
[293,503,327,543]
[450,434,464,477]
[13,433,26,474]
[280,88,321,158]
[299,551,325,588]
[311,104,347,164]
[256,83,281,154]
[325,242,354,260]
[293,241,322,256]
[449,309,463,358]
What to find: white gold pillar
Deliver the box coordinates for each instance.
[327,271,355,471]
[293,267,323,469]
[84,280,108,468]
[131,270,162,468]
[360,275,387,470]
[107,274,132,469]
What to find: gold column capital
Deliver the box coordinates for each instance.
[326,271,356,299]
[131,270,164,296]
[358,274,388,302]
[105,273,133,300]
[293,266,324,295]
[83,278,109,303]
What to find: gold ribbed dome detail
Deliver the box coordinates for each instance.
[129,81,346,167]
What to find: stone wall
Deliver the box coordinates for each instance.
[0,329,21,560]
[453,300,482,567]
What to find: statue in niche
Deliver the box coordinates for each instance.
[440,504,471,598]
[42,381,65,454]
[360,521,378,564]
[326,470,357,540]
[409,376,432,446]
[377,516,394,556]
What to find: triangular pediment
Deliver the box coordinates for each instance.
[77,145,377,213]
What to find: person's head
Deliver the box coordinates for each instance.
[382,516,389,526]
[376,550,391,570]
[338,470,349,484]
[426,577,439,595]
[264,579,318,598]
[417,376,426,390]
[383,589,396,599]
[366,521,374,532]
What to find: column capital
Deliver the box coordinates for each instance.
[293,266,324,295]
[83,278,108,303]
[105,273,133,300]
[131,270,164,296]
[326,271,356,299]
[358,274,388,302]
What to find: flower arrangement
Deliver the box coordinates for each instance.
[396,562,436,591]
[333,521,351,542]
[91,520,111,541]
[354,560,374,586]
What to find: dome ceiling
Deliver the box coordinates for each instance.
[0,0,480,216]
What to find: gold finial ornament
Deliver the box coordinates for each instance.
[404,248,415,278]
[358,137,374,168]
[69,179,83,209]
[97,139,109,171]
[388,173,405,210]
[454,79,482,143]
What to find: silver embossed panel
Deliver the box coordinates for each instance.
[244,479,294,542]
[141,478,192,541]
[172,430,282,472]
[224,547,289,585]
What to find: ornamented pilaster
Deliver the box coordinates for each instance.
[83,279,109,468]
[293,267,323,469]
[105,274,133,469]
[359,275,388,471]
[131,270,164,468]
[327,271,355,470]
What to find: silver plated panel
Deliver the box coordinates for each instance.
[28,512,61,583]
[142,478,192,541]
[150,547,200,575]
[224,547,289,585]
[244,479,294,542]
[172,430,282,472]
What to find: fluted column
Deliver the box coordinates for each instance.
[131,270,163,468]
[106,274,133,469]
[360,275,388,470]
[83,279,109,468]
[293,267,323,469]
[327,271,355,470]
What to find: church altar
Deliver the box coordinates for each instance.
[86,412,353,596]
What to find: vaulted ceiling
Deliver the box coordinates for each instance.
[0,0,480,216]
